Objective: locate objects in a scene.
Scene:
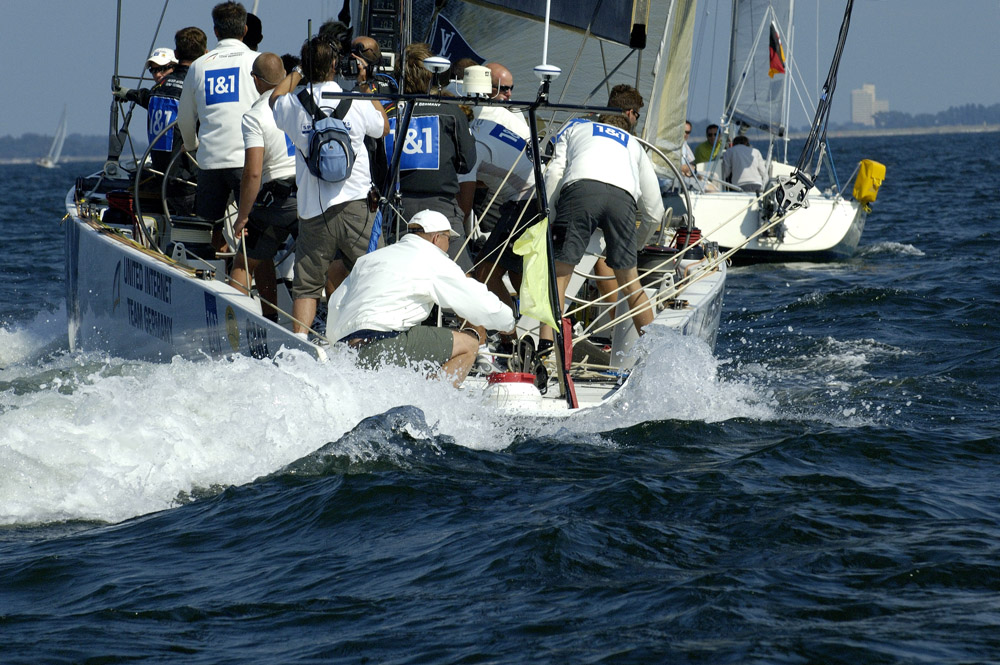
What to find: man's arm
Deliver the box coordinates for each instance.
[233,146,264,239]
[269,70,303,110]
[430,259,516,332]
[176,67,199,151]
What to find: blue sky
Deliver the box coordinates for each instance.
[1,0,997,137]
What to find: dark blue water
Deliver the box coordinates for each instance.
[1,132,998,664]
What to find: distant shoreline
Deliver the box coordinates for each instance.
[0,156,107,166]
[789,124,1000,139]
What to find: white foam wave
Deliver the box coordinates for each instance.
[0,304,68,368]
[0,329,776,525]
[858,241,924,257]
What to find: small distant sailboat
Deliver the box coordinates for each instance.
[37,106,68,169]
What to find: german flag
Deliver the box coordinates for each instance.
[769,21,786,78]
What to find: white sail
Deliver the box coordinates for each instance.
[38,106,68,169]
[724,0,791,137]
[417,0,671,111]
[643,0,698,170]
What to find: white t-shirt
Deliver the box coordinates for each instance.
[272,81,385,219]
[327,233,515,342]
[177,39,260,169]
[241,94,296,184]
[545,120,664,225]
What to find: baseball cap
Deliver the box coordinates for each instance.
[146,48,177,67]
[408,210,459,237]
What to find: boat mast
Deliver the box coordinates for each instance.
[104,0,124,177]
[770,0,855,219]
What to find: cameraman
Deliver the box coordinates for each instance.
[347,36,397,99]
[345,35,398,209]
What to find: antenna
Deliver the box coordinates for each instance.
[534,0,561,84]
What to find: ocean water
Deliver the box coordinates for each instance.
[1,132,998,663]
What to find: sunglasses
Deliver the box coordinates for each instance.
[496,84,513,94]
[148,65,172,75]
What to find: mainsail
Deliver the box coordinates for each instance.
[413,0,670,110]
[724,0,791,136]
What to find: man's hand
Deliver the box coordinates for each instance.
[233,216,250,240]
[113,85,131,101]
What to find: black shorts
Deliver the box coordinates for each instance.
[474,198,539,274]
[244,196,298,262]
[195,167,243,226]
[551,179,638,270]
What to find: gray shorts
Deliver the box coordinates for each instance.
[551,179,639,270]
[402,195,472,272]
[292,198,381,300]
[355,326,454,370]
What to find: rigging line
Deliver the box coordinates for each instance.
[555,0,605,104]
[141,0,171,89]
[578,197,802,343]
[451,141,531,270]
[565,179,782,327]
[796,0,854,176]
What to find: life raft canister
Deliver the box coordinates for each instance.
[852,159,886,210]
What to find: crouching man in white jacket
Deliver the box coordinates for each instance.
[327,210,516,387]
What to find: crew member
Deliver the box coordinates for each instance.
[230,53,297,321]
[722,135,769,193]
[545,88,664,341]
[177,1,260,249]
[392,43,478,272]
[270,36,389,337]
[328,210,516,387]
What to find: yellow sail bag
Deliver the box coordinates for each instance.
[852,159,886,209]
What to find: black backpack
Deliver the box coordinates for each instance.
[296,88,355,183]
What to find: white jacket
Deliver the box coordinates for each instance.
[327,233,515,342]
[545,120,664,226]
[460,111,536,204]
[177,39,260,169]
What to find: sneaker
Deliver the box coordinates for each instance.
[474,346,506,375]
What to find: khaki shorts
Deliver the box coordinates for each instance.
[292,198,380,299]
[355,326,454,370]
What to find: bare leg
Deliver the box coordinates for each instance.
[254,259,278,321]
[291,297,318,335]
[437,330,479,387]
[611,266,654,333]
[593,258,619,304]
[326,259,350,294]
[475,261,515,311]
[230,255,256,296]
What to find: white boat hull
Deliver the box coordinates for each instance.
[676,189,866,264]
[64,186,724,415]
[65,195,323,362]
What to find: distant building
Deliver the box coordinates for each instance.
[851,83,889,127]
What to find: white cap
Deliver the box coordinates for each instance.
[146,48,177,67]
[408,209,458,237]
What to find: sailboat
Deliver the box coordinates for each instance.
[656,0,884,263]
[61,0,727,416]
[37,106,68,169]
